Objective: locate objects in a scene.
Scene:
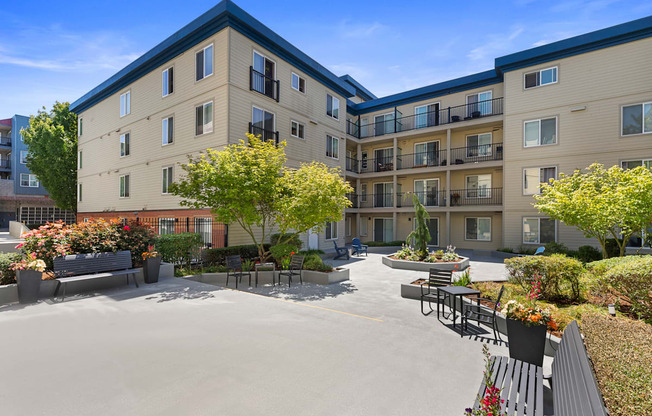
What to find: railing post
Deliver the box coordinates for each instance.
[447,107,451,124]
[394,107,398,133]
[357,115,361,139]
[276,79,280,102]
[249,66,253,91]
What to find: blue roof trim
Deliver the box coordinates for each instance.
[70,0,354,114]
[339,75,377,101]
[347,69,502,115]
[496,15,652,72]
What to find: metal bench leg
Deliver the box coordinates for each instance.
[61,283,66,302]
[133,273,139,288]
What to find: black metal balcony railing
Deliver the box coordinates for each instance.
[250,67,279,102]
[346,192,358,208]
[450,143,503,165]
[449,188,503,206]
[0,159,10,169]
[0,136,11,146]
[347,98,503,139]
[358,193,394,209]
[397,150,448,170]
[359,156,395,173]
[346,157,358,173]
[248,123,279,145]
[397,191,446,208]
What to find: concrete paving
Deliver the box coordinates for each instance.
[0,252,508,415]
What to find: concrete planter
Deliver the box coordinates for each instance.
[383,255,469,272]
[302,268,349,285]
[187,268,349,287]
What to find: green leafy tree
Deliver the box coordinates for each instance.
[534,163,652,257]
[406,193,430,258]
[170,134,352,260]
[21,102,78,211]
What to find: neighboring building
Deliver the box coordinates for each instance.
[71,0,652,251]
[0,115,75,229]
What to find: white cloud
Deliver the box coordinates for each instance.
[467,25,525,62]
[338,20,389,39]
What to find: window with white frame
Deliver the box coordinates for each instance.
[291,120,305,139]
[466,174,492,198]
[415,103,439,129]
[291,72,305,93]
[78,151,82,169]
[466,217,491,241]
[626,224,652,248]
[326,94,339,120]
[523,217,556,244]
[622,159,652,170]
[20,173,39,188]
[162,166,173,194]
[195,102,213,135]
[524,67,558,89]
[120,91,130,117]
[466,133,492,157]
[622,102,652,136]
[326,135,339,159]
[195,44,213,81]
[523,167,556,195]
[325,220,338,240]
[162,66,174,97]
[159,218,176,235]
[466,90,492,116]
[78,118,83,136]
[119,174,130,198]
[120,133,130,157]
[524,117,557,147]
[162,116,174,145]
[20,151,28,164]
[360,217,368,236]
[78,183,82,202]
[346,217,351,236]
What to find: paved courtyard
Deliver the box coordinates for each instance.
[0,251,508,415]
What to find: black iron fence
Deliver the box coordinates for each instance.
[449,188,503,206]
[450,143,503,165]
[346,157,358,173]
[397,191,446,208]
[250,66,280,102]
[397,150,448,170]
[134,217,227,248]
[359,193,394,208]
[359,156,395,173]
[346,193,358,208]
[347,98,503,139]
[249,123,279,145]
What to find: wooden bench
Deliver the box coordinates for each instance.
[53,251,139,301]
[473,321,607,416]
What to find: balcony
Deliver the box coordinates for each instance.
[250,67,279,102]
[449,143,503,166]
[359,193,394,209]
[346,192,358,208]
[0,159,10,169]
[346,157,358,173]
[351,189,503,210]
[347,97,503,139]
[449,188,503,206]
[248,123,279,145]
[0,136,11,147]
[396,150,448,170]
[397,191,446,208]
[359,156,395,173]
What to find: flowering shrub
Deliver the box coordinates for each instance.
[394,244,461,263]
[141,245,160,260]
[501,300,558,330]
[0,252,22,285]
[11,253,46,272]
[465,344,505,416]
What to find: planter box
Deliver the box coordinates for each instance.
[383,255,469,272]
[302,268,349,285]
[185,268,349,287]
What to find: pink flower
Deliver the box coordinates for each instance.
[15,243,24,249]
[124,226,131,231]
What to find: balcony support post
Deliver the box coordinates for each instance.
[392,212,398,241]
[394,107,398,133]
[357,143,362,174]
[356,213,361,239]
[357,115,361,139]
[393,137,398,210]
[446,211,451,247]
[446,129,451,209]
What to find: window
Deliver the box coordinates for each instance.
[119,174,130,198]
[374,183,394,208]
[523,218,556,244]
[466,91,492,116]
[414,141,439,166]
[360,217,368,236]
[413,217,439,246]
[466,217,491,241]
[622,159,652,170]
[195,102,213,135]
[291,72,305,93]
[626,224,652,248]
[252,51,276,98]
[120,133,130,157]
[524,66,558,89]
[325,220,338,240]
[326,94,340,120]
[20,173,39,188]
[326,135,339,159]
[120,91,130,117]
[346,217,351,236]
[622,102,652,136]
[252,107,275,141]
[361,183,368,203]
[78,118,83,136]
[524,167,556,195]
[414,179,439,206]
[159,218,175,235]
[195,217,212,245]
[466,133,492,157]
[415,103,439,128]
[374,113,395,136]
[78,151,82,169]
[524,117,557,147]
[373,218,394,242]
[162,166,173,194]
[78,183,82,202]
[196,44,213,81]
[291,120,305,139]
[162,67,174,97]
[20,151,28,164]
[162,117,174,145]
[466,174,492,198]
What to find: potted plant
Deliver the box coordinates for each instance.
[501,278,557,366]
[142,246,162,284]
[12,253,47,304]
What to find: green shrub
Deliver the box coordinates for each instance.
[303,254,333,272]
[603,256,652,321]
[586,256,642,278]
[364,240,404,247]
[577,245,602,263]
[517,246,536,255]
[201,244,271,266]
[270,233,303,249]
[269,244,299,262]
[497,247,514,253]
[582,314,652,416]
[505,254,584,301]
[298,249,324,256]
[156,233,203,268]
[544,241,569,255]
[0,252,21,285]
[605,238,623,258]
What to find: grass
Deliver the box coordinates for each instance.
[581,314,652,416]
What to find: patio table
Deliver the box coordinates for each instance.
[437,286,480,335]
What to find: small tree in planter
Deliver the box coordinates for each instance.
[406,193,431,260]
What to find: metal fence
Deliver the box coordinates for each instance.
[134,217,227,248]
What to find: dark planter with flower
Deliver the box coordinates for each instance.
[502,299,556,367]
[13,255,47,304]
[142,248,162,284]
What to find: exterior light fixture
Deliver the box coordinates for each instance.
[608,304,616,316]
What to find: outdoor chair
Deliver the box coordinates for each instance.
[420,268,453,316]
[226,255,252,289]
[351,238,368,256]
[534,246,545,255]
[333,241,350,260]
[461,285,505,342]
[278,255,305,287]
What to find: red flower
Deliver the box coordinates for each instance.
[291,251,295,255]
[124,226,131,231]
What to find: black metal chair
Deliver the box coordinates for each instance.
[420,268,453,316]
[461,285,505,342]
[333,241,350,260]
[225,255,251,289]
[278,255,305,287]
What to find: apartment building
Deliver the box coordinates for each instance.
[0,115,74,230]
[71,0,652,251]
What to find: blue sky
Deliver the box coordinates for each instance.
[1,0,651,117]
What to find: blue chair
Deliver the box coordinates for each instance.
[534,247,545,255]
[333,241,350,260]
[351,238,368,256]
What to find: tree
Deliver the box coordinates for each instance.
[406,193,430,258]
[170,134,352,260]
[534,163,652,257]
[21,102,78,211]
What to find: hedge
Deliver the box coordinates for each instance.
[581,314,652,416]
[269,244,299,262]
[505,254,584,301]
[0,252,21,286]
[602,256,652,321]
[156,233,203,268]
[364,240,404,247]
[303,253,333,272]
[202,244,271,266]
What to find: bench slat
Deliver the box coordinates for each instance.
[53,251,133,278]
[57,268,139,283]
[535,365,543,416]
